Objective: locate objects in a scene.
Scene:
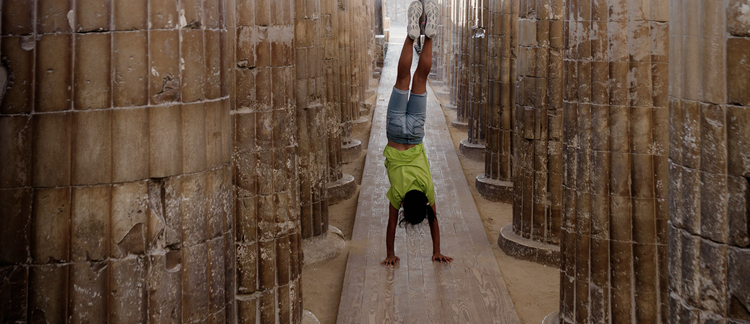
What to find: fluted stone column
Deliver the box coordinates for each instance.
[432,0,453,91]
[477,0,517,205]
[295,0,330,240]
[459,0,489,161]
[493,0,563,265]
[231,0,303,323]
[558,0,669,323]
[325,0,357,204]
[0,1,235,323]
[448,0,461,107]
[429,0,445,82]
[451,0,471,130]
[337,0,363,164]
[667,0,750,323]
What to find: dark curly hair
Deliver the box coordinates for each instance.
[399,190,435,227]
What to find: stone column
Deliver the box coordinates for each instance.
[558,0,669,323]
[325,0,357,204]
[451,0,471,129]
[0,0,235,322]
[434,0,453,90]
[231,0,303,323]
[477,0,517,204]
[429,0,444,82]
[459,0,489,161]
[448,0,461,107]
[667,0,750,323]
[374,0,384,34]
[338,0,363,164]
[295,0,330,240]
[493,0,563,265]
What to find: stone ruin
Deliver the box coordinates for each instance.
[1,0,749,323]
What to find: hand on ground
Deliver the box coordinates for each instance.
[381,255,400,265]
[432,253,454,263]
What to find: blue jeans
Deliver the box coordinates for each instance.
[386,87,427,145]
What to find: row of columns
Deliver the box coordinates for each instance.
[441,0,750,322]
[0,0,376,323]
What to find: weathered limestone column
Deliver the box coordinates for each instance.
[325,0,357,204]
[493,0,563,266]
[433,0,453,91]
[295,0,330,240]
[667,0,750,323]
[0,1,235,322]
[459,0,489,161]
[231,0,303,323]
[429,0,444,82]
[451,0,471,130]
[447,0,462,108]
[478,0,517,204]
[338,0,363,164]
[559,0,669,323]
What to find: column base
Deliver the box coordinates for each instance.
[459,138,485,161]
[444,103,457,110]
[352,116,371,135]
[327,173,356,205]
[302,226,346,267]
[359,102,373,117]
[341,139,362,163]
[450,118,468,131]
[475,173,513,204]
[302,310,321,324]
[497,223,561,268]
[542,311,560,324]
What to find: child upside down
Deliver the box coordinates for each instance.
[381,0,453,266]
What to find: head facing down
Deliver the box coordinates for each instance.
[399,190,435,227]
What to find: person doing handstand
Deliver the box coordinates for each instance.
[381,0,453,266]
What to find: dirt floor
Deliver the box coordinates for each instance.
[301,78,559,324]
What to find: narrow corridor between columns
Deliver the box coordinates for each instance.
[336,24,521,324]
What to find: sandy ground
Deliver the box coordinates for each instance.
[301,76,559,324]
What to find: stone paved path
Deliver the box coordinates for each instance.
[336,26,521,324]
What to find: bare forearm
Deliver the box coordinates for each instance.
[429,217,441,254]
[386,222,396,256]
[386,204,398,256]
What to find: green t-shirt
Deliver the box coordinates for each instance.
[383,143,435,209]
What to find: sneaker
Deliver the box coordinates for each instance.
[424,0,439,39]
[407,1,423,40]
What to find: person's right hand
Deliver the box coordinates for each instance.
[381,255,400,266]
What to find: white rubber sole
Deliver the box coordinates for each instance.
[407,1,423,40]
[424,0,438,39]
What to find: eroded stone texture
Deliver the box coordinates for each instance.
[559,0,669,323]
[481,0,518,202]
[0,1,234,323]
[230,0,303,322]
[324,0,344,186]
[338,0,356,150]
[454,0,471,124]
[668,1,750,323]
[296,0,331,239]
[465,0,489,149]
[510,0,563,248]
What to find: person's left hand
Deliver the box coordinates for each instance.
[432,253,453,263]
